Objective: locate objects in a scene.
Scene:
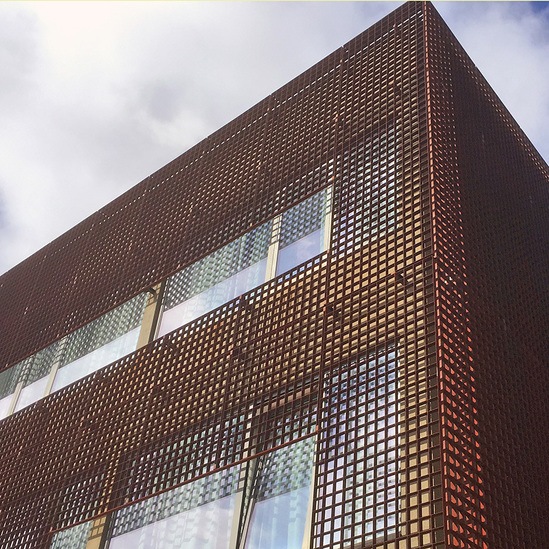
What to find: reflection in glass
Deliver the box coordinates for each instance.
[111,495,236,549]
[108,465,240,549]
[106,439,316,549]
[275,190,328,277]
[7,293,147,414]
[243,437,315,549]
[159,258,267,336]
[0,364,21,420]
[51,327,141,393]
[14,375,50,412]
[276,229,323,277]
[0,395,13,420]
[159,222,271,336]
[12,341,59,413]
[51,294,147,392]
[49,521,91,549]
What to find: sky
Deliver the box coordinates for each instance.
[1,1,548,276]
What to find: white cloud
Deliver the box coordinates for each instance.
[0,1,547,275]
[435,1,549,161]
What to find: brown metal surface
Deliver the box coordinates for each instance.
[424,3,549,547]
[423,5,487,547]
[0,2,548,548]
[431,7,549,549]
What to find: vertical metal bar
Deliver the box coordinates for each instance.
[136,282,165,349]
[265,215,282,281]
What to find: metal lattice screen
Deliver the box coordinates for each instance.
[0,4,437,548]
[2,2,547,549]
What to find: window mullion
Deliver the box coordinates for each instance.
[44,336,68,397]
[229,406,257,549]
[323,185,334,252]
[6,380,23,417]
[265,214,282,281]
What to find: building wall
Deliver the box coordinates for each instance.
[450,24,549,549]
[0,3,443,547]
[423,5,487,547]
[426,3,549,548]
[0,2,547,548]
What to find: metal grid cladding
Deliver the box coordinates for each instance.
[279,190,327,248]
[163,222,272,310]
[424,4,549,548]
[0,2,547,548]
[423,4,487,547]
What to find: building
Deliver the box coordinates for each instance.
[0,2,548,548]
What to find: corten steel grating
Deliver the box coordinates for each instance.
[423,3,549,547]
[0,2,548,548]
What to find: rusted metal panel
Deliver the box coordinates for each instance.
[0,2,547,548]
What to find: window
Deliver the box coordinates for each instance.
[320,346,399,547]
[276,188,332,277]
[108,465,240,548]
[104,437,316,549]
[14,341,60,413]
[159,186,332,337]
[0,363,22,419]
[243,437,316,549]
[51,293,147,393]
[1,292,148,418]
[49,522,92,549]
[159,221,272,337]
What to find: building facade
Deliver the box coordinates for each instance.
[0,3,548,548]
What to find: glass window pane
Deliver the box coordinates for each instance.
[276,229,323,277]
[51,327,141,393]
[108,465,240,549]
[0,395,13,420]
[110,494,236,549]
[14,375,49,413]
[50,293,147,392]
[159,258,266,336]
[244,437,315,549]
[0,364,21,420]
[50,521,92,549]
[275,188,329,277]
[160,221,271,335]
[12,341,59,413]
[279,190,326,249]
[245,488,311,549]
